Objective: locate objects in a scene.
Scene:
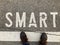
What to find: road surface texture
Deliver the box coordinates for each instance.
[0,0,60,31]
[0,0,60,45]
[0,42,60,45]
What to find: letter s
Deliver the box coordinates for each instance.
[5,12,13,27]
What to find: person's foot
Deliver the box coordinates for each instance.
[20,31,29,45]
[39,32,47,45]
[40,32,47,41]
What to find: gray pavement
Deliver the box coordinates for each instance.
[0,0,60,31]
[0,41,60,45]
[0,0,60,45]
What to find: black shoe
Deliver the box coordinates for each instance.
[40,32,47,41]
[20,31,29,45]
[39,32,47,45]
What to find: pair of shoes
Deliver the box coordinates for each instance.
[20,31,47,45]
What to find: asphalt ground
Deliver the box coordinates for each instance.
[0,41,60,45]
[0,0,60,45]
[0,0,60,31]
